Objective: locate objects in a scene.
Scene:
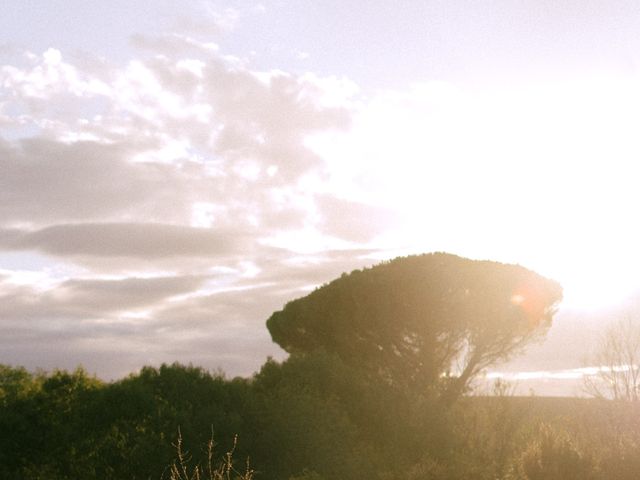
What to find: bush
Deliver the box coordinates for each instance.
[514,424,595,480]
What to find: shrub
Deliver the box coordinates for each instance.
[514,424,595,480]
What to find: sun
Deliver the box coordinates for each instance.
[308,77,640,316]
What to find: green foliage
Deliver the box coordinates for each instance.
[251,351,461,480]
[0,363,254,480]
[7,361,640,479]
[288,471,326,480]
[0,364,40,405]
[267,253,562,402]
[0,366,104,479]
[251,353,376,480]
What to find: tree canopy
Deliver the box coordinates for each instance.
[267,253,563,401]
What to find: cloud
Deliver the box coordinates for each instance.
[315,195,399,242]
[202,5,241,32]
[0,40,356,230]
[55,275,208,313]
[1,48,110,100]
[0,137,195,224]
[0,223,255,259]
[0,245,382,378]
[0,272,285,378]
[0,32,396,380]
[0,271,277,377]
[168,3,267,38]
[0,274,206,319]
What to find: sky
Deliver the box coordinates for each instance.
[3,1,640,381]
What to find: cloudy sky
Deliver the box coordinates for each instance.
[3,1,640,380]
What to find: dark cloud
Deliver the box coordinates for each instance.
[0,246,407,383]
[0,325,280,379]
[0,279,284,379]
[152,284,289,331]
[0,138,198,224]
[0,223,253,259]
[57,275,207,313]
[0,274,206,320]
[132,248,385,335]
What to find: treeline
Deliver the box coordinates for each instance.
[2,355,451,480]
[3,359,640,479]
[1,254,634,478]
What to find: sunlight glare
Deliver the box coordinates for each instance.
[511,294,525,306]
[307,77,640,313]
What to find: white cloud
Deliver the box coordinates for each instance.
[1,48,111,99]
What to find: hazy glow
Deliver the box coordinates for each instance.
[488,365,640,382]
[309,77,640,311]
[487,368,590,381]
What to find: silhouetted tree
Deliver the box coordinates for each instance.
[267,253,562,403]
[584,317,640,401]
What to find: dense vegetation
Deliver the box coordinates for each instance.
[3,363,640,479]
[3,253,631,479]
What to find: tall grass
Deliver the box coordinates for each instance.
[165,430,254,480]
